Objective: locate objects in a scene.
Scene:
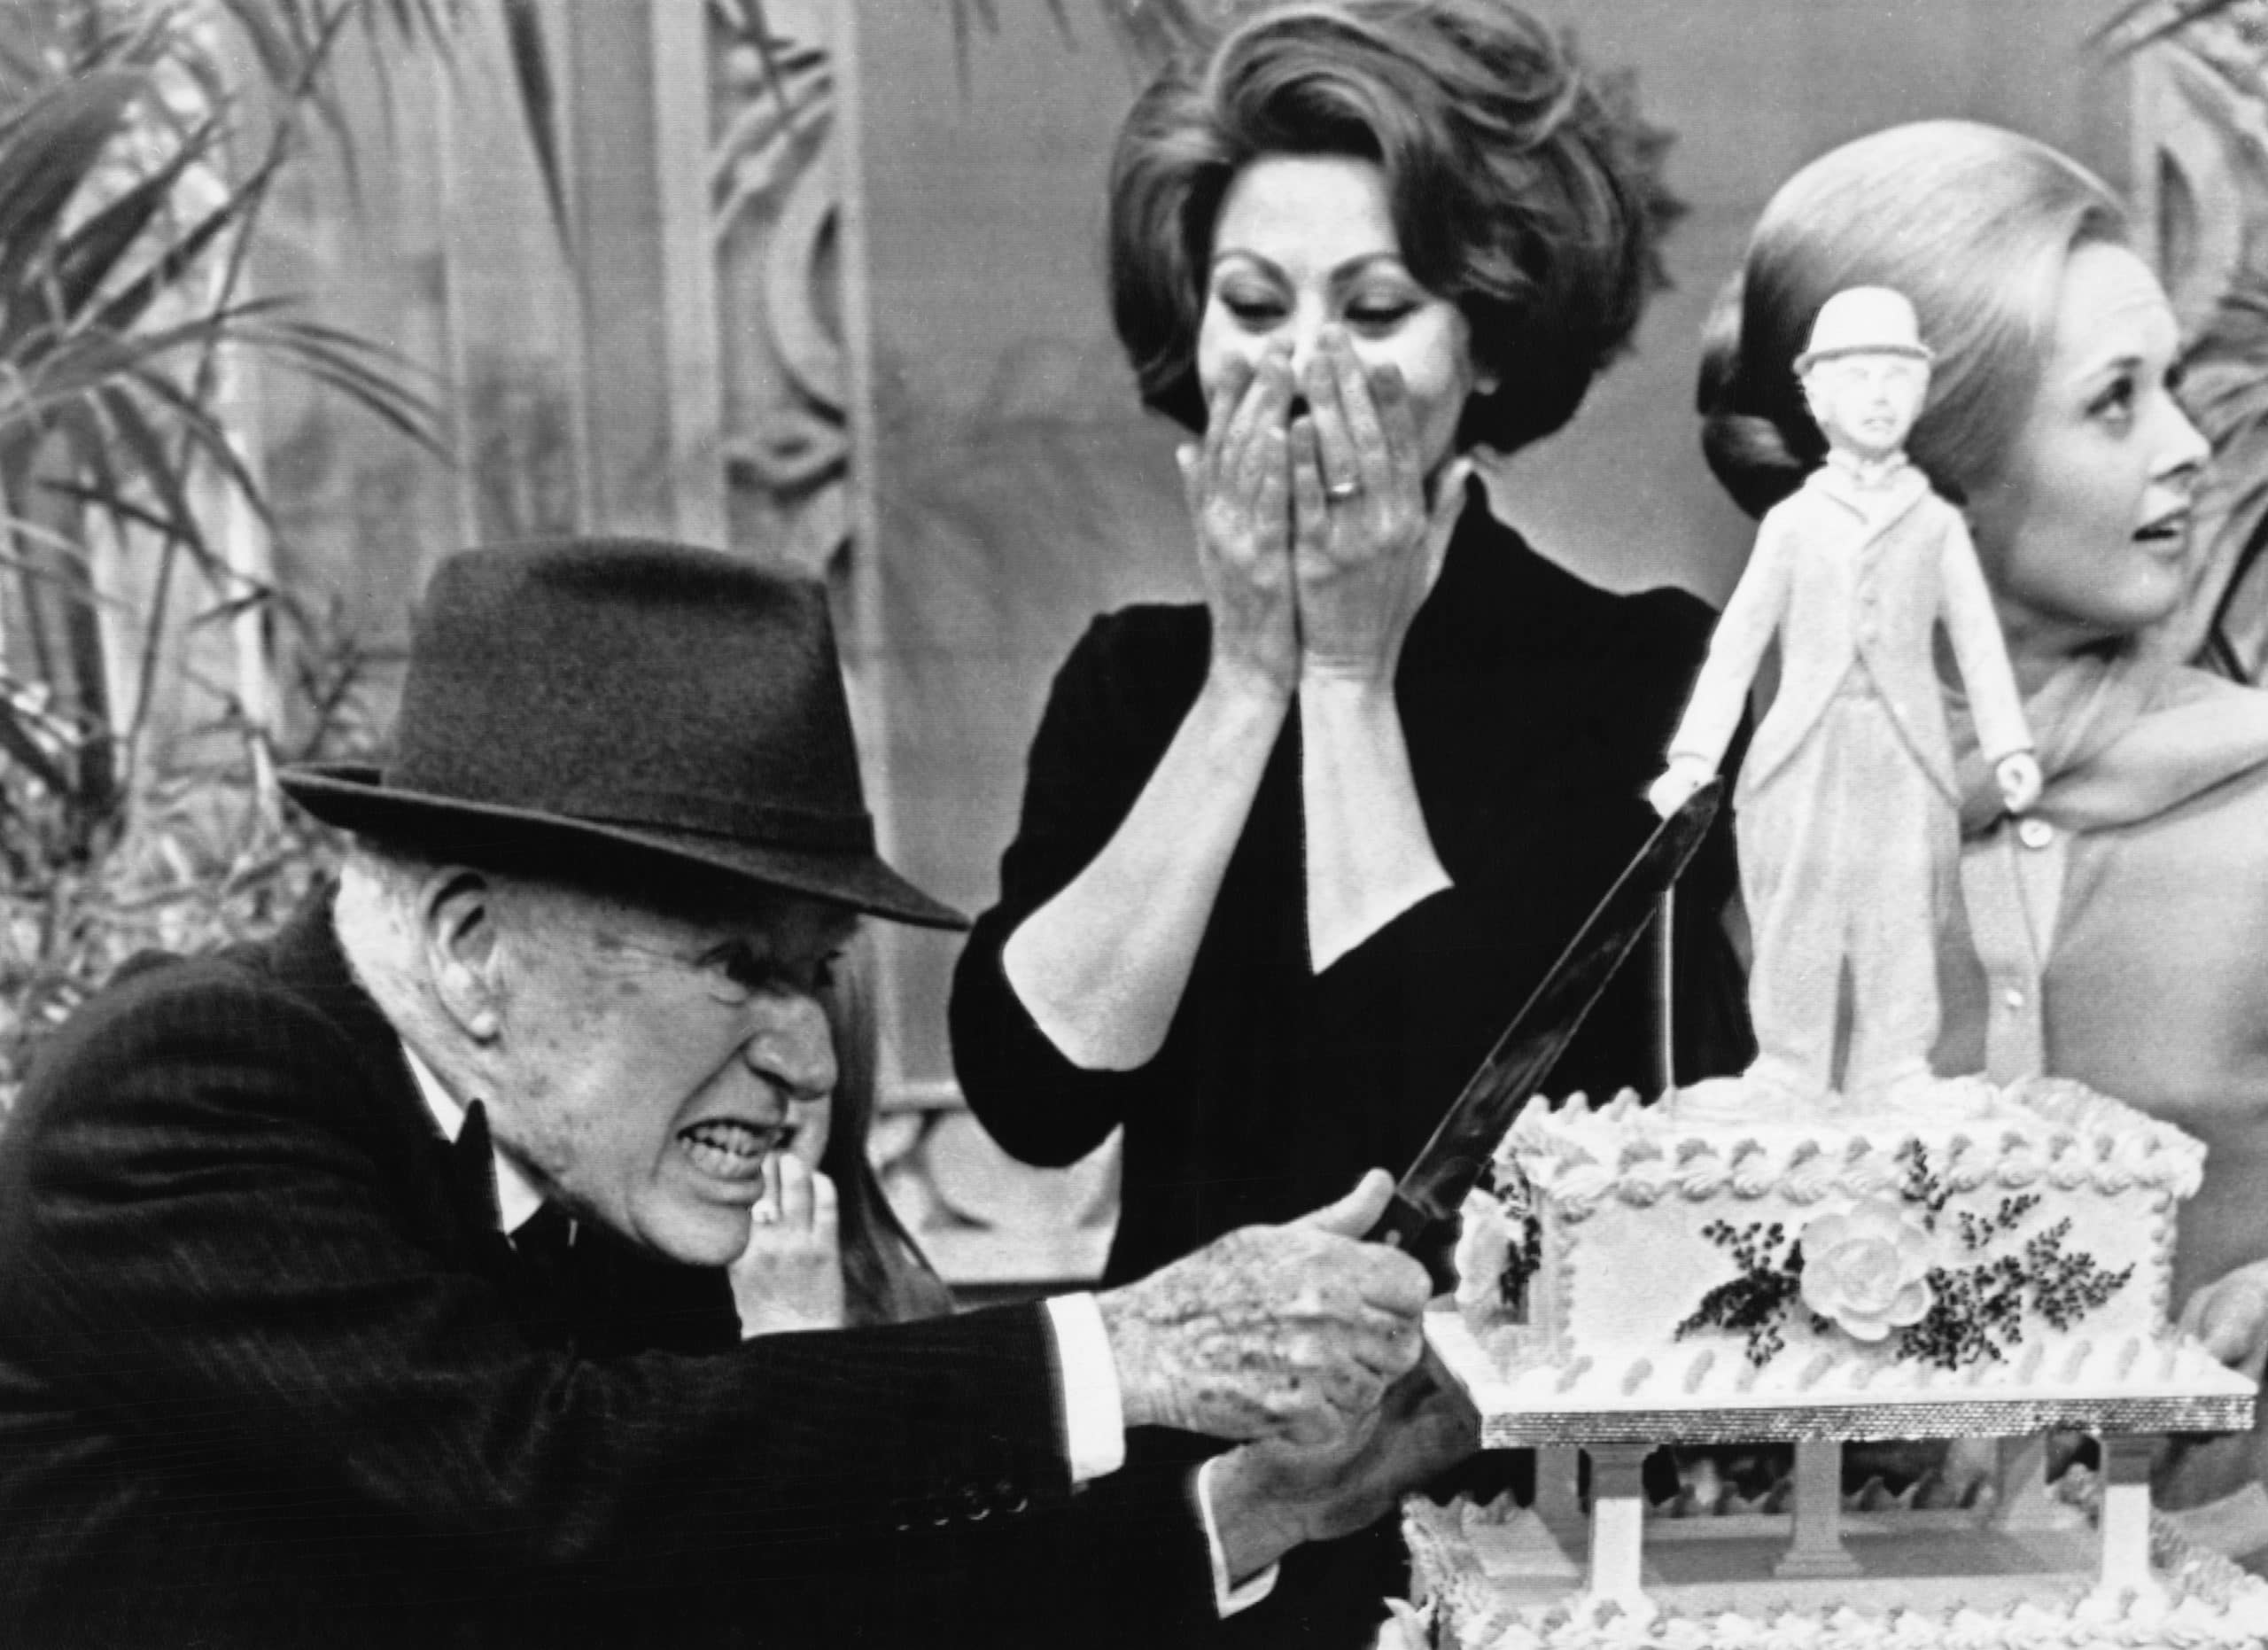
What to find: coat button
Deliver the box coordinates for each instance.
[2003,987,2025,1010]
[2017,817,2054,850]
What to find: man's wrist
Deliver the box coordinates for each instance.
[1091,1284,1160,1429]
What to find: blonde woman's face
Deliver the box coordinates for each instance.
[1197,153,1483,481]
[1965,244,2208,656]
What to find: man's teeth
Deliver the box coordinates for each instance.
[680,1121,774,1179]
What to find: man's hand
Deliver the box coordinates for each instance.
[1208,1366,1480,1583]
[1097,1170,1430,1444]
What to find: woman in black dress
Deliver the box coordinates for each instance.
[951,3,1749,1638]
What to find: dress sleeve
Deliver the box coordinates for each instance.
[951,611,1208,1168]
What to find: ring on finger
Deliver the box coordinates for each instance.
[1324,478,1362,502]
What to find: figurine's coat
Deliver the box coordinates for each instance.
[1669,461,2031,1098]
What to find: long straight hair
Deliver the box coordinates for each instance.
[822,946,955,1326]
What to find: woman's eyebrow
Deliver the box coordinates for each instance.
[1207,250,1410,284]
[2062,348,2144,392]
[1327,253,1410,289]
[1208,248,1282,278]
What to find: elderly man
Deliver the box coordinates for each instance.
[0,540,1457,1647]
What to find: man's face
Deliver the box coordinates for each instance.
[480,878,856,1268]
[1803,351,1930,463]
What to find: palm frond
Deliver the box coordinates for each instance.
[2094,0,2264,53]
[49,121,220,322]
[0,697,74,796]
[0,70,146,300]
[494,0,565,243]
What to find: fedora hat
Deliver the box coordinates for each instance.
[1794,285,1935,372]
[282,538,964,930]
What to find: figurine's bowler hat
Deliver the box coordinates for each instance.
[282,538,964,930]
[1795,286,1935,372]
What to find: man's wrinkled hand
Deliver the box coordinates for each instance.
[1096,1170,1430,1444]
[1211,1364,1480,1579]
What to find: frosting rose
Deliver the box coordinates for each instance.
[1797,1200,1938,1343]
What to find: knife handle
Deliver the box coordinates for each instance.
[1368,1190,1459,1298]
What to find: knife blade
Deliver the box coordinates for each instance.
[1368,778,1723,1292]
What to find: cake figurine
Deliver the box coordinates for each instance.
[1649,287,2041,1116]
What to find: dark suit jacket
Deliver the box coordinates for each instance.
[0,893,1215,1648]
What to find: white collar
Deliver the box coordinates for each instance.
[401,1044,549,1236]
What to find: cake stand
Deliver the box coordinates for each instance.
[1419,1308,2260,1622]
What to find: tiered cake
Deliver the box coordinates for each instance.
[1403,1075,2267,1647]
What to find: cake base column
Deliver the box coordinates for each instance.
[1775,1439,1860,1578]
[1584,1444,1652,1610]
[2095,1433,2165,1604]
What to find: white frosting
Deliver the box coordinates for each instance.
[1403,1486,2268,1650]
[1464,1077,2192,1399]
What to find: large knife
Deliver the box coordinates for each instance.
[1368,779,1723,1292]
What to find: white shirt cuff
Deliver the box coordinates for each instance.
[1043,1293,1125,1483]
[1196,1456,1280,1615]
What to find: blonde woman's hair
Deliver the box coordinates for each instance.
[1699,121,2124,518]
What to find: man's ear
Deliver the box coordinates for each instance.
[420,868,504,1043]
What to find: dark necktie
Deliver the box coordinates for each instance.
[511,1201,582,1326]
[451,1098,579,1326]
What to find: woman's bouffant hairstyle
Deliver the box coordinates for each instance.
[1700,121,2125,519]
[1107,0,1679,457]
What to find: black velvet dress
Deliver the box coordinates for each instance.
[951,483,1752,1646]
